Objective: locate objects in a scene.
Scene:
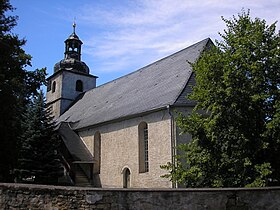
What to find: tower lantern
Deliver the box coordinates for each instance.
[64,22,83,61]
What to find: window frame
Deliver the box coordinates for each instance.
[52,81,56,93]
[76,80,83,92]
[138,122,149,173]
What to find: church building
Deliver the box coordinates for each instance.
[46,24,212,188]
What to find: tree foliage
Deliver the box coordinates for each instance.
[14,91,63,184]
[162,10,280,187]
[0,0,46,181]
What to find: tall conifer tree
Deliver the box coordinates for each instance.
[0,0,46,181]
[15,91,63,184]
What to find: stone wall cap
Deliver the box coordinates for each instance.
[1,183,280,192]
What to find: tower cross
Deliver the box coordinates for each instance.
[73,19,76,34]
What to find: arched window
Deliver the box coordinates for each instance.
[123,167,131,188]
[52,81,56,93]
[138,122,149,173]
[76,80,83,92]
[93,131,101,174]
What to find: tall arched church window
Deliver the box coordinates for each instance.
[76,80,83,92]
[93,131,101,174]
[52,81,56,93]
[138,122,149,173]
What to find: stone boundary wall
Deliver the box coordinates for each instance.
[0,183,280,209]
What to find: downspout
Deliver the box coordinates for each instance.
[167,105,177,188]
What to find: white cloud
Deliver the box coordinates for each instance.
[77,0,279,73]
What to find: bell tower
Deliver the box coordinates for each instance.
[46,23,98,119]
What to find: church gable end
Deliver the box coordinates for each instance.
[173,72,196,106]
[173,38,214,107]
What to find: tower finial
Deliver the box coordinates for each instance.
[73,18,76,34]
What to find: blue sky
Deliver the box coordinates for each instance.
[10,0,280,86]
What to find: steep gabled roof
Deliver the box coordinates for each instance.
[58,38,211,130]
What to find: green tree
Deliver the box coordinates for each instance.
[0,0,46,181]
[14,90,63,184]
[161,10,280,187]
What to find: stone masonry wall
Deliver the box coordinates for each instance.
[1,183,280,210]
[79,109,172,188]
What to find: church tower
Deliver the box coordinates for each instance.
[46,23,97,119]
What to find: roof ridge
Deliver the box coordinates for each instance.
[87,38,211,94]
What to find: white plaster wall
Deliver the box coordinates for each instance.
[46,73,62,104]
[46,71,96,119]
[46,74,63,119]
[61,71,96,100]
[79,109,173,188]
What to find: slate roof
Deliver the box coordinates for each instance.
[174,72,196,106]
[58,38,211,130]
